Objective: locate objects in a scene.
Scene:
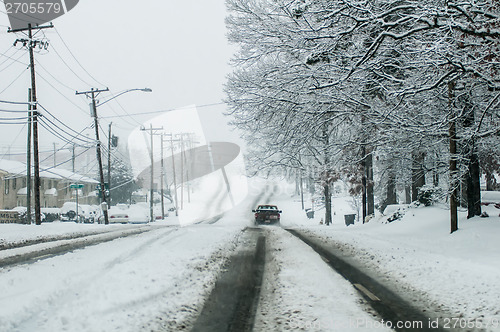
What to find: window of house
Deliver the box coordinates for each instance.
[23,178,27,187]
[4,179,9,195]
[13,178,17,190]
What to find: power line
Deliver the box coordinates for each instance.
[36,72,90,116]
[0,116,28,120]
[38,120,90,148]
[0,108,29,113]
[0,46,26,68]
[38,116,94,147]
[0,120,26,124]
[0,99,30,105]
[54,27,106,87]
[36,58,76,92]
[99,102,227,119]
[0,51,25,73]
[101,99,140,128]
[0,123,26,162]
[38,103,95,143]
[40,147,92,171]
[0,66,27,94]
[47,35,94,87]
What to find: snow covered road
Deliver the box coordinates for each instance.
[0,221,412,332]
[0,224,244,332]
[3,191,497,332]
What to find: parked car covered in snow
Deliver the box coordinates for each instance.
[41,208,60,222]
[60,202,82,222]
[127,204,149,224]
[107,204,129,224]
[252,205,282,225]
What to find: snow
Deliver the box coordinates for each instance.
[1,183,500,331]
[279,191,500,330]
[254,227,392,331]
[0,221,135,249]
[482,191,500,203]
[0,225,244,332]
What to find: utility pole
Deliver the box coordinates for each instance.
[53,143,57,167]
[141,125,163,222]
[160,134,165,219]
[108,122,112,206]
[165,134,180,216]
[179,134,184,210]
[72,144,75,173]
[76,88,110,225]
[27,88,32,224]
[9,23,54,225]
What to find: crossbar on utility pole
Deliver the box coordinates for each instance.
[76,88,110,225]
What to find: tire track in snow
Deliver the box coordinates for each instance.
[0,224,172,268]
[286,229,452,332]
[191,227,266,332]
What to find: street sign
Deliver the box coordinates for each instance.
[96,183,109,190]
[70,183,84,189]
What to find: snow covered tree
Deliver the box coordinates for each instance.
[225,0,500,232]
[104,155,138,205]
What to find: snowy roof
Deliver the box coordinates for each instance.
[132,189,148,196]
[44,188,58,196]
[44,168,98,184]
[0,160,98,184]
[0,160,26,177]
[17,187,28,195]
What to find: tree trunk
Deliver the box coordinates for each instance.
[299,170,304,210]
[405,186,411,204]
[449,81,458,234]
[461,91,482,218]
[433,153,439,187]
[366,150,375,216]
[361,146,367,223]
[295,170,300,196]
[411,151,426,202]
[386,171,397,206]
[485,170,495,191]
[466,146,482,218]
[324,183,332,225]
[308,176,315,195]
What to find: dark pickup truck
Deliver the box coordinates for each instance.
[252,205,282,225]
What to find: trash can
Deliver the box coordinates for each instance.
[344,214,356,226]
[305,208,315,219]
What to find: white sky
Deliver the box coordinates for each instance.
[0,0,237,159]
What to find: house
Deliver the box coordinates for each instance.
[0,160,99,210]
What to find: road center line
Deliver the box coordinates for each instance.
[354,283,381,302]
